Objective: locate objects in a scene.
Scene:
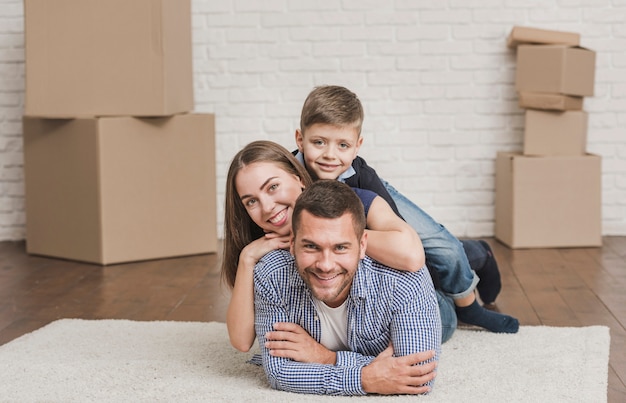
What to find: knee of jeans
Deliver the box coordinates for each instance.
[462,240,488,269]
[437,292,457,344]
[441,325,455,344]
[429,241,467,269]
[441,313,457,343]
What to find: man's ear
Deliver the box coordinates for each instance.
[290,236,296,256]
[295,129,304,152]
[359,232,367,260]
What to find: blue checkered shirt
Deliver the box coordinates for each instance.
[253,249,441,396]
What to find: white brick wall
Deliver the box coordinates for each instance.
[1,0,625,241]
[0,0,25,241]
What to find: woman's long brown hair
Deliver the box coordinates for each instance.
[221,140,313,288]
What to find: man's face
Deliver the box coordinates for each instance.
[295,123,363,180]
[291,210,366,308]
[235,161,305,236]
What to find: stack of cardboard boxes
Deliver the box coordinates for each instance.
[22,0,218,264]
[495,26,602,249]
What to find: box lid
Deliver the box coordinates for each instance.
[518,92,584,111]
[507,26,580,48]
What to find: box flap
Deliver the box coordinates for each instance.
[518,92,584,111]
[507,26,580,48]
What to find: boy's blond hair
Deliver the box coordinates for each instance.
[299,85,364,135]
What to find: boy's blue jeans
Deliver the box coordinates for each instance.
[382,180,478,299]
[437,290,457,343]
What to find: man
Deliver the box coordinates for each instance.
[253,180,441,396]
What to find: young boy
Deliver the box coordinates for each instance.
[293,85,516,333]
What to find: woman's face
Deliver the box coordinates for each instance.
[235,161,305,236]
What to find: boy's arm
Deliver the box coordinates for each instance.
[365,196,425,271]
[344,156,403,218]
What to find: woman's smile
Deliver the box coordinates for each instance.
[268,208,288,226]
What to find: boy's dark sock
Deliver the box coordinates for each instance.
[475,240,502,305]
[455,300,519,333]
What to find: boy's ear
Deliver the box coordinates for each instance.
[355,135,364,151]
[295,129,304,152]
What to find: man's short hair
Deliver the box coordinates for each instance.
[292,180,366,239]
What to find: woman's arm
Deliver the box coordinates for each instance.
[364,196,425,272]
[226,234,290,352]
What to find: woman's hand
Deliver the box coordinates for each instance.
[240,233,291,266]
[264,322,336,365]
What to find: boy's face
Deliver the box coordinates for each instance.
[295,123,363,180]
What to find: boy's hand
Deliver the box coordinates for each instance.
[265,322,336,365]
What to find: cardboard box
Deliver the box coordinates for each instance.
[524,110,588,156]
[23,113,217,265]
[24,0,193,117]
[507,26,580,48]
[495,152,601,249]
[515,45,596,97]
[518,92,584,111]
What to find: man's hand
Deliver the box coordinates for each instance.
[264,322,336,365]
[361,346,437,395]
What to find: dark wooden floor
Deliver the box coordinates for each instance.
[1,237,624,402]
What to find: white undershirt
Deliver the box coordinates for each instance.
[312,297,349,351]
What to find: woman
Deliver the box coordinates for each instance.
[222,140,454,352]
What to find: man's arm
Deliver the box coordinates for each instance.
[386,266,442,384]
[265,322,437,395]
[354,263,442,393]
[254,266,368,395]
[254,255,440,395]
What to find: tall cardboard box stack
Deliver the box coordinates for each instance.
[22,0,218,264]
[495,26,602,248]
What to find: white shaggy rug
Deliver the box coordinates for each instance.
[0,319,610,402]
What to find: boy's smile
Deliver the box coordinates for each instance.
[296,123,363,181]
